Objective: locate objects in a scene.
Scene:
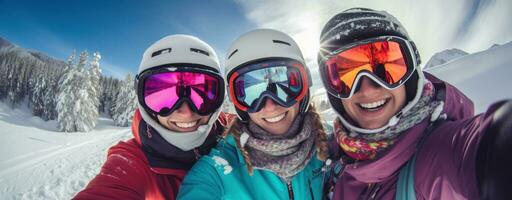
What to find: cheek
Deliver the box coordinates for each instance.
[247,113,265,128]
[157,115,170,124]
[200,114,212,124]
[392,86,407,109]
[341,100,355,116]
[247,112,259,121]
[287,104,300,119]
[156,115,173,129]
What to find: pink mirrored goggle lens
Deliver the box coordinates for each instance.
[143,72,220,113]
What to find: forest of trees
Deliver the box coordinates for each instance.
[0,37,137,132]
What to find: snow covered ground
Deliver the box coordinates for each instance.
[0,101,131,199]
[0,41,511,199]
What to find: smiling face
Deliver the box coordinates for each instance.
[157,103,211,132]
[248,98,300,135]
[341,77,407,129]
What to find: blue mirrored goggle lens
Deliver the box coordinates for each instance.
[234,66,302,108]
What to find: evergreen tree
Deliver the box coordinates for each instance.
[73,50,97,131]
[99,76,107,113]
[43,67,60,120]
[6,57,24,107]
[31,69,46,117]
[112,74,137,127]
[88,52,101,120]
[104,77,121,117]
[56,52,78,132]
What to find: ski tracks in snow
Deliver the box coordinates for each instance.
[0,129,131,200]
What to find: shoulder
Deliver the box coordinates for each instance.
[101,139,152,180]
[195,134,242,170]
[106,139,148,169]
[179,135,242,199]
[74,139,151,199]
[425,72,474,120]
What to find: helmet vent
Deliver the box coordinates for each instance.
[151,48,172,57]
[272,40,291,46]
[190,48,210,56]
[227,49,238,59]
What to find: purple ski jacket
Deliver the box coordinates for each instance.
[330,73,499,200]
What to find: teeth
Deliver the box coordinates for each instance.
[264,113,286,123]
[175,120,198,128]
[360,100,386,109]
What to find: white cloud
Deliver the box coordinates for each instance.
[236,0,512,90]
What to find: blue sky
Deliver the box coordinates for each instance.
[1,0,511,89]
[0,0,256,78]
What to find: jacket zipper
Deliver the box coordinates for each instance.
[287,182,295,200]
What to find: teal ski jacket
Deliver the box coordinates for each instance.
[177,134,326,200]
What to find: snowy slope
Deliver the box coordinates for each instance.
[423,48,468,70]
[0,101,131,199]
[425,41,512,113]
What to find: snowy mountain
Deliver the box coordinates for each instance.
[0,37,67,69]
[489,43,501,49]
[425,41,512,112]
[28,51,67,67]
[422,48,468,70]
[0,37,14,49]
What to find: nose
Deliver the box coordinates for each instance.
[354,77,381,97]
[261,98,278,112]
[175,102,194,117]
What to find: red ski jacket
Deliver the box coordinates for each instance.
[74,110,234,200]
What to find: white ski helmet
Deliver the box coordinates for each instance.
[139,34,220,74]
[136,34,223,151]
[225,29,312,121]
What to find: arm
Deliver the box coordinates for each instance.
[177,156,223,200]
[476,100,512,200]
[73,152,147,200]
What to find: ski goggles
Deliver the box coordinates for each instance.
[136,65,225,116]
[228,58,309,113]
[319,36,417,99]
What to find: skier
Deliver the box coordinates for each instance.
[177,29,329,199]
[74,35,232,199]
[318,8,512,199]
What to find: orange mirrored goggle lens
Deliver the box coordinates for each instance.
[324,41,409,97]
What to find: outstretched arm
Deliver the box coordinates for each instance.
[476,100,512,200]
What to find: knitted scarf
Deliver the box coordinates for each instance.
[336,80,442,160]
[243,113,316,183]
